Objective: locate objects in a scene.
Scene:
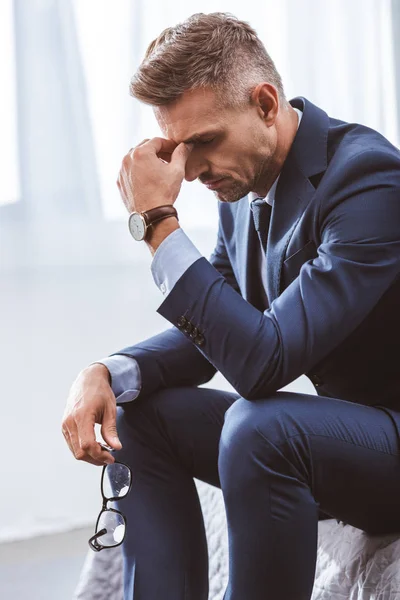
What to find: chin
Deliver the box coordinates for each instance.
[216,185,251,204]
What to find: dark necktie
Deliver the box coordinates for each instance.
[250,198,272,253]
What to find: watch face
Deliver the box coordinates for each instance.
[128,213,146,241]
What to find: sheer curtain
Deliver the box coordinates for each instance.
[0,0,398,541]
[0,0,20,207]
[1,0,398,223]
[75,0,399,223]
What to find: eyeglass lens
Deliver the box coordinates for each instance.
[102,463,131,499]
[96,510,126,547]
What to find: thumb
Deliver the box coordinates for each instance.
[170,142,193,169]
[101,407,122,450]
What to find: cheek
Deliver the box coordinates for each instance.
[209,146,247,177]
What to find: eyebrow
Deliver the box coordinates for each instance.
[181,130,218,144]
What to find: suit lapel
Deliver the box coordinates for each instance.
[265,97,330,303]
[266,165,316,302]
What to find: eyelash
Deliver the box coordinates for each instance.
[198,138,215,145]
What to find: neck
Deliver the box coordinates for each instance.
[253,104,299,197]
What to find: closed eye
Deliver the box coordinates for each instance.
[197,138,215,145]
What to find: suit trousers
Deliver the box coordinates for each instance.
[114,387,400,600]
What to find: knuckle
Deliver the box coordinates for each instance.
[131,147,142,158]
[80,440,92,452]
[75,449,86,461]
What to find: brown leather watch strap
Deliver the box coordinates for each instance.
[142,205,178,228]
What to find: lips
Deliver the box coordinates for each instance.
[204,178,225,190]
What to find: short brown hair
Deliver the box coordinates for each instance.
[130,12,286,109]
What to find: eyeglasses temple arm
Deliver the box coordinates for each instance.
[88,527,107,552]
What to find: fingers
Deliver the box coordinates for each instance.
[170,142,194,168]
[79,411,115,464]
[158,151,173,163]
[62,366,121,467]
[132,138,150,151]
[124,137,189,167]
[62,424,74,456]
[62,420,112,467]
[62,419,81,461]
[63,419,114,466]
[128,137,178,161]
[62,402,116,466]
[127,139,149,158]
[142,137,178,156]
[101,402,122,451]
[129,138,192,168]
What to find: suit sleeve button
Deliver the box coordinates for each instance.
[189,327,198,339]
[183,322,193,334]
[195,334,205,346]
[310,374,323,387]
[177,316,187,329]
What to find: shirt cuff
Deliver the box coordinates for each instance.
[93,356,141,404]
[151,228,203,296]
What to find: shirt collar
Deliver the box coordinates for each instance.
[248,106,303,206]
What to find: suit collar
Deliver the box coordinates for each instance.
[287,96,329,178]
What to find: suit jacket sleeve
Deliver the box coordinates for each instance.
[157,150,400,399]
[109,219,241,399]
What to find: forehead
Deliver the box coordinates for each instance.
[154,87,226,142]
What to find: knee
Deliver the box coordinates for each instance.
[218,393,309,489]
[219,393,288,453]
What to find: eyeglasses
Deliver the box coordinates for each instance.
[88,445,132,552]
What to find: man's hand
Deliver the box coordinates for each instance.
[116,137,193,214]
[61,363,122,466]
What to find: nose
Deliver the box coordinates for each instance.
[184,153,208,183]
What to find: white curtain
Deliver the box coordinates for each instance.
[0,0,399,542]
[72,0,400,223]
[0,0,20,207]
[2,0,397,222]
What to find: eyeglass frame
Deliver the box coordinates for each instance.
[88,445,133,552]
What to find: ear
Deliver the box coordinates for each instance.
[251,83,279,126]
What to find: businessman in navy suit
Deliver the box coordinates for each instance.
[62,13,400,600]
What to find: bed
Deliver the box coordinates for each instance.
[74,479,400,599]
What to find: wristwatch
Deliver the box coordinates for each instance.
[128,205,178,241]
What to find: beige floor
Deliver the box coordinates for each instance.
[0,527,91,600]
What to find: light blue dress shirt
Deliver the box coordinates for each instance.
[97,107,303,403]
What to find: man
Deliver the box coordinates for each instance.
[62,12,400,600]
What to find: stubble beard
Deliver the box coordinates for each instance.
[214,178,253,203]
[215,159,269,203]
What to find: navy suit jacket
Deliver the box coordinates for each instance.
[112,97,400,436]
